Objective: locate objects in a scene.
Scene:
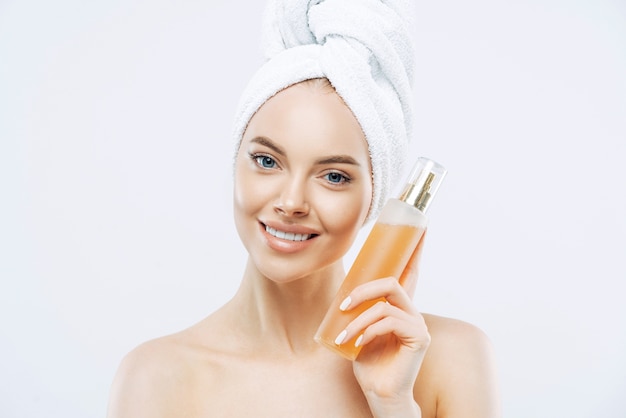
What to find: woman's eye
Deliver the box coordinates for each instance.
[325,172,350,184]
[254,155,276,169]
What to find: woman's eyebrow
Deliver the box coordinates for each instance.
[250,136,360,166]
[315,155,360,166]
[250,136,286,156]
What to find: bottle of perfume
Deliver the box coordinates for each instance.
[314,157,446,360]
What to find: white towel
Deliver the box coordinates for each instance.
[232,0,416,222]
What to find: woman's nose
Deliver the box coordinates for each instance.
[273,179,310,217]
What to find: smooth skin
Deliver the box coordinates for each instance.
[107,81,501,418]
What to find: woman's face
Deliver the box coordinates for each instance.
[233,82,373,283]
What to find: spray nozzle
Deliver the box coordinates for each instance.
[398,157,447,213]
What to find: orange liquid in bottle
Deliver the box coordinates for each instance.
[314,222,425,360]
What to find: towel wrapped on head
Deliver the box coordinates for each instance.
[233,0,416,222]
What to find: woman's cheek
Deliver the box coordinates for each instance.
[319,189,369,234]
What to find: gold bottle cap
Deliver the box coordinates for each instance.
[398,157,447,213]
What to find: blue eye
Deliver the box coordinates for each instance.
[253,155,276,169]
[325,172,349,184]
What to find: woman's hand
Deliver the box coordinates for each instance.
[343,234,429,417]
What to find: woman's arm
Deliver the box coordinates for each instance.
[342,275,430,418]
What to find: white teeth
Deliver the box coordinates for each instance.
[265,225,311,241]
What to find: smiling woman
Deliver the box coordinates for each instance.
[234,81,372,272]
[106,1,500,417]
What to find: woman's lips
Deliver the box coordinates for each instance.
[259,222,319,253]
[264,225,315,242]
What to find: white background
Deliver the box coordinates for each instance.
[1,0,625,417]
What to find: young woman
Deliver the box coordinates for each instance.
[107,1,500,417]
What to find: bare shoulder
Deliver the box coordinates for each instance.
[106,332,197,418]
[419,314,502,418]
[423,313,493,353]
[106,314,229,418]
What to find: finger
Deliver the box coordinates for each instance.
[341,277,417,315]
[340,301,429,350]
[359,315,431,351]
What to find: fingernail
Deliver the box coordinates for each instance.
[355,334,363,347]
[334,330,347,345]
[339,296,351,311]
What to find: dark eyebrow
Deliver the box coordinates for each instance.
[250,136,286,156]
[250,136,360,166]
[315,155,361,166]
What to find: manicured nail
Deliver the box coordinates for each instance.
[334,330,347,345]
[355,334,363,348]
[339,296,351,311]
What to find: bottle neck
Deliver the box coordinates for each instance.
[398,172,435,213]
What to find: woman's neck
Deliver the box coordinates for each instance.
[229,258,345,355]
